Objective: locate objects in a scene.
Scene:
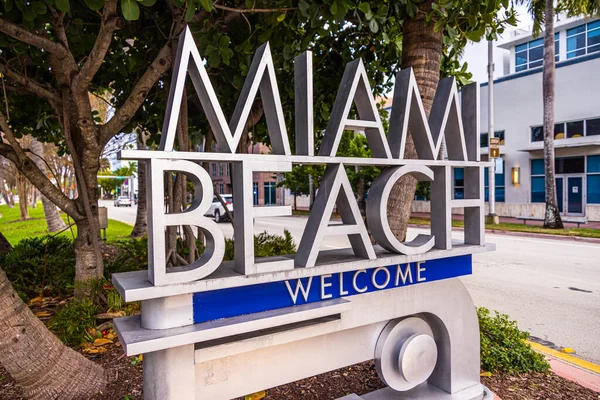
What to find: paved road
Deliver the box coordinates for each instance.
[101,200,137,225]
[103,201,600,364]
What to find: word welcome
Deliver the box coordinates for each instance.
[192,255,472,324]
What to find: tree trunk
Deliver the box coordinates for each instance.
[0,266,106,399]
[30,139,68,232]
[387,0,443,241]
[131,139,148,238]
[1,190,13,208]
[16,173,29,221]
[542,0,564,229]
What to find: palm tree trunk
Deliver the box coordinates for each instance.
[41,195,67,232]
[542,0,564,228]
[387,0,443,241]
[131,139,148,238]
[0,266,106,399]
[30,139,68,232]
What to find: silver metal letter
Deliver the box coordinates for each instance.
[147,159,225,285]
[294,51,314,156]
[233,161,293,275]
[318,59,391,158]
[296,163,376,267]
[388,68,468,161]
[366,165,435,255]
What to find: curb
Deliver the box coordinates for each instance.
[526,340,600,375]
[408,223,600,244]
[526,340,600,393]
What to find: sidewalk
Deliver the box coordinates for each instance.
[411,212,600,229]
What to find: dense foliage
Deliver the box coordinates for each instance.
[478,307,550,374]
[48,298,99,347]
[0,235,75,299]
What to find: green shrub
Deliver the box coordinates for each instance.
[48,299,98,347]
[224,229,296,261]
[105,237,148,276]
[0,235,75,300]
[478,307,549,373]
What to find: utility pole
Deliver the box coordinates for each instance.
[487,40,499,224]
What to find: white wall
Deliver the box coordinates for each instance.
[479,56,600,205]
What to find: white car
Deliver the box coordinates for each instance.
[114,196,132,207]
[205,194,233,222]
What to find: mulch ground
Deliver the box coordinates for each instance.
[2,350,599,400]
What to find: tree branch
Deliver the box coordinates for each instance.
[213,4,297,13]
[0,17,69,58]
[0,111,80,219]
[100,42,173,144]
[0,63,62,105]
[73,1,122,92]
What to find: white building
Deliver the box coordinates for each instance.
[459,15,600,221]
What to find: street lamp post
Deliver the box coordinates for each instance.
[487,40,499,225]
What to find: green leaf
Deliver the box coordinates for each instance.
[368,19,378,33]
[358,2,370,14]
[330,2,337,15]
[121,0,140,20]
[219,35,229,49]
[22,5,37,21]
[184,1,195,22]
[298,0,310,16]
[32,1,47,14]
[465,28,485,42]
[406,1,418,18]
[55,0,70,13]
[198,0,213,11]
[277,13,286,22]
[84,0,104,10]
[138,0,156,6]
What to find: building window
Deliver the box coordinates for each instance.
[211,163,216,176]
[588,155,600,204]
[587,118,600,136]
[531,117,600,142]
[218,163,223,176]
[567,20,600,59]
[453,168,464,199]
[226,163,230,176]
[531,159,545,203]
[253,182,258,205]
[264,182,277,205]
[484,160,505,202]
[453,165,504,201]
[515,33,559,72]
[480,131,505,148]
[218,183,224,194]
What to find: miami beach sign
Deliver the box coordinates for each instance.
[113,27,494,400]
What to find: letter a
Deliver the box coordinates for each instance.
[318,59,391,158]
[296,164,376,268]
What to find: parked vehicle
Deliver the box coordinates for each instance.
[114,196,132,207]
[205,194,233,222]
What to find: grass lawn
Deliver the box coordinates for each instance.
[408,217,600,239]
[0,203,133,246]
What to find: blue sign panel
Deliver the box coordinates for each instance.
[193,254,472,324]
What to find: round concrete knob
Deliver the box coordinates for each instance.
[375,317,438,392]
[398,333,438,384]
